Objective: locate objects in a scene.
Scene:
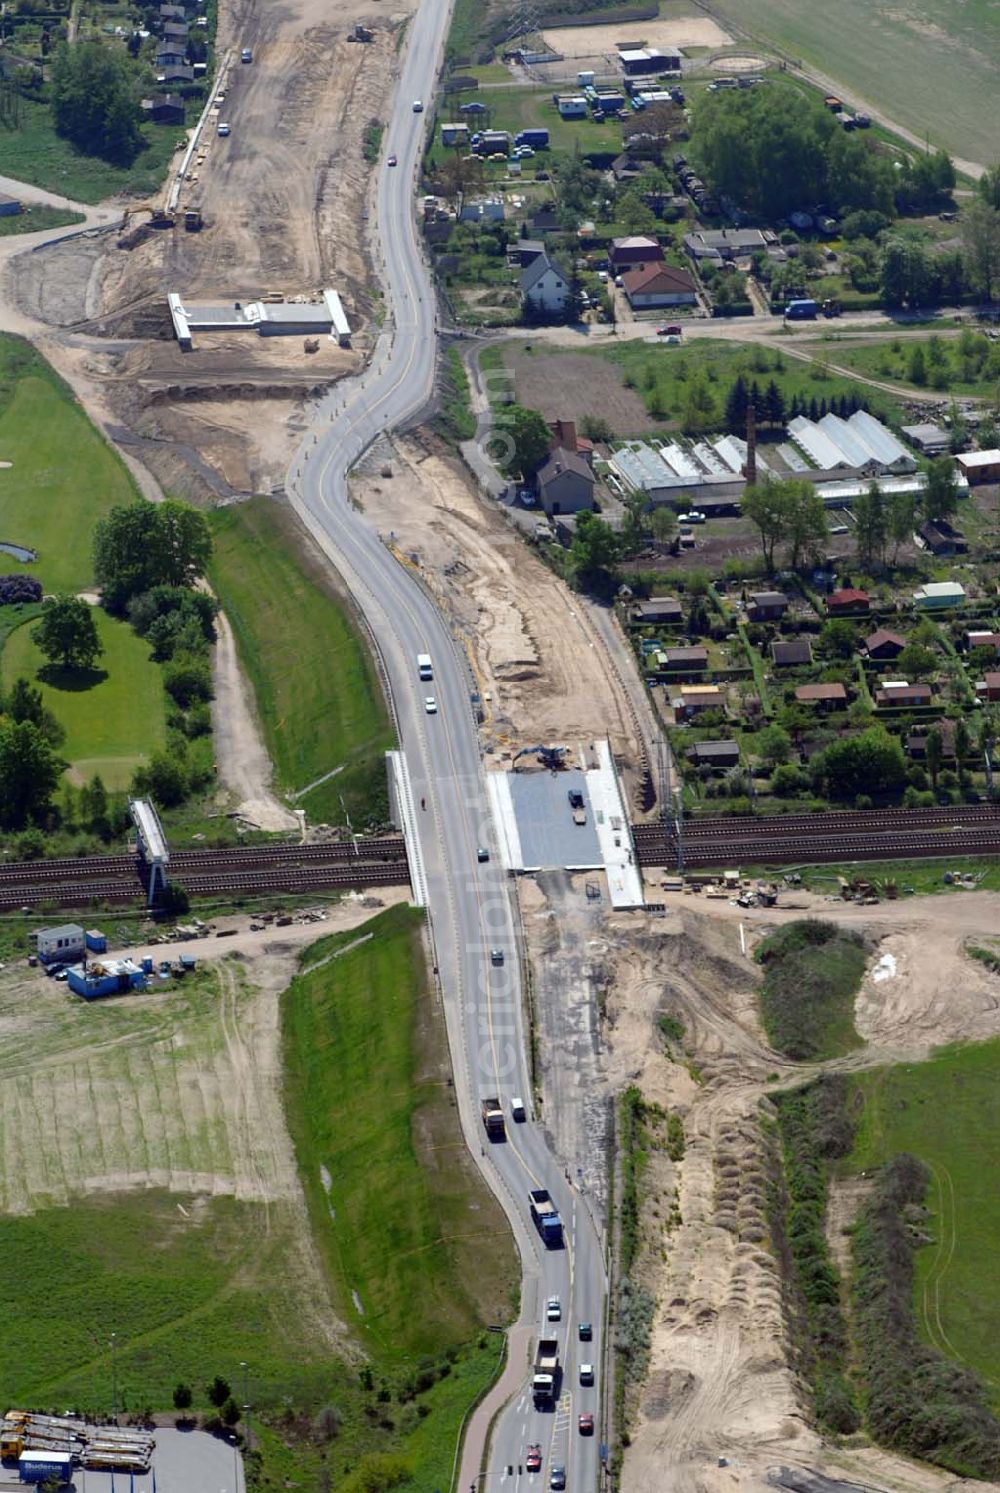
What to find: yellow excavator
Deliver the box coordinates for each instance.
[117,202,175,248]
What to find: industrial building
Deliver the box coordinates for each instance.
[618,46,681,75]
[956,448,1000,483]
[168,288,351,351]
[788,411,917,474]
[67,958,148,1000]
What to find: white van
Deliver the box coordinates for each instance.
[511,1096,526,1122]
[417,653,433,681]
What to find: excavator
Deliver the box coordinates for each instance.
[117,202,176,248]
[511,745,567,771]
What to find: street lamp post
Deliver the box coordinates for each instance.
[240,1361,251,1454]
[111,1332,118,1425]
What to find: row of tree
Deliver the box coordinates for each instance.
[723,375,870,434]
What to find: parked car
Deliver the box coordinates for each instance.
[657,323,683,336]
[678,511,706,524]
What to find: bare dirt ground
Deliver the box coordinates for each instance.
[505,347,658,436]
[539,16,733,58]
[2,0,411,501]
[211,609,300,829]
[352,433,646,774]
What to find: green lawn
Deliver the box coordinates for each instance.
[848,1038,1000,1401]
[0,205,85,236]
[708,0,999,164]
[282,904,518,1362]
[207,498,395,827]
[0,95,185,203]
[3,610,165,788]
[469,84,624,156]
[0,336,143,592]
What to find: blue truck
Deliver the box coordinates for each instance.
[515,128,549,148]
[784,298,818,320]
[529,1187,563,1245]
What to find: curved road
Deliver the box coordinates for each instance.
[283,10,607,1493]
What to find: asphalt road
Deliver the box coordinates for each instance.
[283,11,607,1492]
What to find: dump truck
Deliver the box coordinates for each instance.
[183,207,203,231]
[481,1096,505,1139]
[533,1338,561,1404]
[529,1187,563,1245]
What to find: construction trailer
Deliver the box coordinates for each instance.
[36,924,85,965]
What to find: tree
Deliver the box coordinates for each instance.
[32,596,103,671]
[134,749,189,808]
[954,717,971,782]
[818,618,858,660]
[206,1376,232,1409]
[815,725,906,802]
[620,493,649,557]
[491,403,550,479]
[173,1383,193,1412]
[651,506,677,549]
[568,511,622,595]
[963,199,1000,302]
[978,162,1000,212]
[763,379,786,428]
[896,642,937,680]
[93,502,213,613]
[724,373,750,434]
[907,343,927,386]
[886,488,917,564]
[882,238,935,310]
[923,455,960,523]
[925,727,943,790]
[0,719,62,828]
[783,480,829,570]
[743,478,789,571]
[79,773,110,836]
[756,724,792,768]
[682,380,715,435]
[221,1398,242,1429]
[853,481,888,570]
[50,41,142,165]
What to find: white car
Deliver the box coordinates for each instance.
[546,1297,561,1322]
[678,511,705,524]
[240,47,252,62]
[579,1362,594,1384]
[217,122,231,137]
[424,696,438,714]
[413,99,424,112]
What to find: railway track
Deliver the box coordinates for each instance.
[635,816,1000,869]
[633,804,1000,847]
[0,838,411,909]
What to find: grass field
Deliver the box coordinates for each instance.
[848,1038,1000,1401]
[207,499,395,827]
[0,336,143,592]
[817,334,1000,401]
[504,339,900,438]
[708,0,999,165]
[282,904,518,1361]
[0,96,184,203]
[0,205,84,236]
[755,919,865,1059]
[468,84,623,155]
[2,611,165,788]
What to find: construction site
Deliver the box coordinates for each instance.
[1,1412,154,1475]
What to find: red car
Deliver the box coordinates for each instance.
[526,1444,542,1472]
[579,1412,595,1435]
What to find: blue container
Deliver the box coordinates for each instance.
[142,955,154,974]
[86,929,107,952]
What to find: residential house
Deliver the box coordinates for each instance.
[155,46,187,64]
[611,153,644,184]
[683,227,769,265]
[957,449,1000,484]
[160,2,188,16]
[907,719,956,759]
[687,740,740,771]
[156,63,194,82]
[622,261,697,309]
[515,238,546,268]
[875,681,932,708]
[531,206,561,235]
[535,448,595,516]
[521,254,571,316]
[609,235,663,271]
[631,596,683,625]
[864,628,906,661]
[459,197,505,223]
[659,646,709,677]
[548,419,594,464]
[771,638,812,667]
[161,19,189,38]
[825,587,870,614]
[919,518,967,556]
[976,672,1000,702]
[747,590,789,622]
[673,684,725,719]
[966,630,1000,654]
[795,682,848,708]
[914,581,966,610]
[141,93,185,125]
